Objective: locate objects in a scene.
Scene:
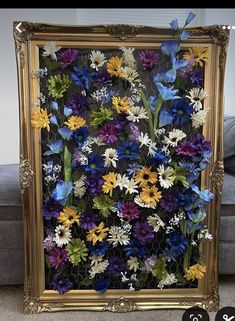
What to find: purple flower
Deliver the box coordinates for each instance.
[93,68,111,84]
[141,254,157,272]
[126,162,142,176]
[51,275,73,294]
[57,49,79,69]
[129,123,140,142]
[42,198,62,220]
[176,134,212,159]
[44,229,55,252]
[98,123,119,144]
[160,194,179,212]
[176,139,197,157]
[139,50,159,70]
[80,212,99,230]
[133,221,154,245]
[108,256,125,276]
[190,69,203,88]
[68,94,88,117]
[72,148,86,167]
[48,248,68,269]
[85,174,104,196]
[120,201,140,221]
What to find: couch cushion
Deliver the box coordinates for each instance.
[219,243,235,274]
[0,221,23,249]
[221,172,235,205]
[0,249,24,284]
[224,115,235,159]
[0,164,21,206]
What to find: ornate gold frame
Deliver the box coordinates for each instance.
[14,22,229,314]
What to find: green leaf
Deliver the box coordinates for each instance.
[173,165,189,187]
[183,244,192,272]
[90,106,113,127]
[140,89,154,141]
[134,272,148,289]
[93,194,116,217]
[175,273,187,285]
[64,146,72,183]
[152,255,167,280]
[77,199,86,213]
[43,56,60,70]
[79,278,93,286]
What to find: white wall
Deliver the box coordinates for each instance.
[0,9,77,165]
[0,9,234,165]
[204,9,235,116]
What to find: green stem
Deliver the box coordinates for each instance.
[64,145,73,206]
[140,89,154,141]
[153,96,163,132]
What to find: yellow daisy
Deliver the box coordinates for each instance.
[140,186,162,205]
[135,167,158,187]
[183,47,208,67]
[64,115,86,131]
[102,172,117,196]
[31,108,51,132]
[86,223,109,245]
[112,96,130,113]
[57,207,80,227]
[107,56,123,77]
[184,263,207,281]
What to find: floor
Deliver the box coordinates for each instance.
[0,278,234,321]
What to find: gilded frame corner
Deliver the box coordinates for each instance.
[14,21,229,314]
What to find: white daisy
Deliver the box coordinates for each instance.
[123,178,139,194]
[163,129,186,147]
[127,257,139,272]
[89,255,104,266]
[108,226,130,247]
[90,50,106,71]
[91,137,106,146]
[103,148,118,168]
[157,165,175,189]
[158,273,177,289]
[147,214,165,232]
[54,225,71,248]
[186,87,208,111]
[116,173,129,191]
[134,195,156,209]
[120,46,136,69]
[89,260,109,279]
[126,106,148,122]
[74,175,86,198]
[119,66,139,83]
[42,42,61,61]
[191,109,209,128]
[138,132,151,147]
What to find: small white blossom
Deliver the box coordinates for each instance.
[90,50,106,70]
[123,178,139,194]
[157,165,175,189]
[155,128,166,136]
[121,272,129,283]
[147,214,165,232]
[120,66,139,83]
[198,228,213,241]
[108,226,130,247]
[117,173,129,191]
[128,283,135,291]
[163,129,186,147]
[127,257,139,272]
[103,148,118,168]
[42,42,61,61]
[73,175,86,198]
[120,46,136,69]
[148,141,157,156]
[89,260,109,279]
[138,132,151,147]
[158,273,177,289]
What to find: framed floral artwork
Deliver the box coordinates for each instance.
[14,12,229,314]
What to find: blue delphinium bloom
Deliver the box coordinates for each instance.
[44,140,63,155]
[50,100,58,111]
[124,240,147,259]
[186,11,196,25]
[162,247,177,262]
[176,191,198,211]
[149,149,168,166]
[50,115,58,126]
[180,30,190,41]
[58,127,72,140]
[187,209,206,224]
[64,106,73,116]
[155,82,180,101]
[166,232,188,256]
[159,109,173,127]
[71,66,92,91]
[84,154,104,173]
[94,277,110,294]
[71,127,89,146]
[51,180,73,205]
[117,142,140,160]
[169,19,178,30]
[171,99,193,125]
[178,160,200,184]
[161,40,180,60]
[89,242,108,256]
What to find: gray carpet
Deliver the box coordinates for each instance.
[0,279,235,321]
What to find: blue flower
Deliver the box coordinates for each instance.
[117,142,139,160]
[50,115,58,126]
[159,109,173,127]
[171,99,193,125]
[64,106,72,116]
[178,161,200,184]
[124,240,147,259]
[84,154,104,173]
[50,101,58,110]
[148,95,158,112]
[126,162,142,175]
[169,19,178,30]
[58,127,72,140]
[187,209,206,224]
[94,277,110,294]
[71,127,89,146]
[89,242,108,256]
[161,40,180,59]
[155,82,180,101]
[180,30,190,41]
[176,191,198,211]
[163,247,177,262]
[149,149,168,166]
[44,140,63,155]
[166,232,188,256]
[51,180,73,205]
[71,66,92,91]
[185,220,203,235]
[186,11,196,25]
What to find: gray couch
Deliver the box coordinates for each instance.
[0,165,234,284]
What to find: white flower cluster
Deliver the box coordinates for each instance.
[42,163,61,185]
[33,67,48,78]
[73,175,86,198]
[120,46,136,69]
[157,273,177,289]
[120,271,137,291]
[147,213,165,232]
[197,228,213,241]
[89,255,109,279]
[166,211,185,234]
